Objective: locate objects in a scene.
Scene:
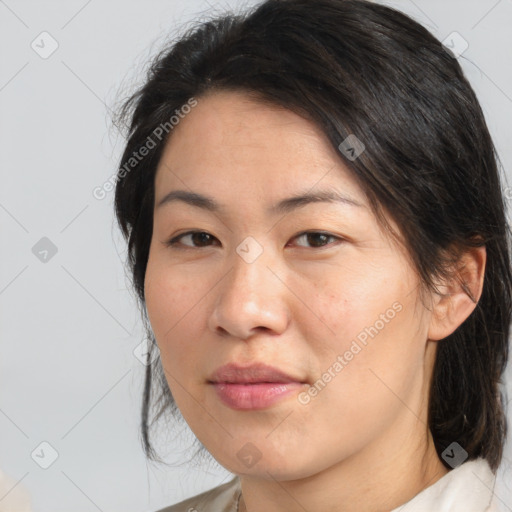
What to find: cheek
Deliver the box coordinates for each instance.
[302,259,426,394]
[144,258,206,367]
[300,262,405,348]
[144,262,211,419]
[310,290,427,418]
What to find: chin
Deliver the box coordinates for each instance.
[209,438,321,481]
[231,461,325,481]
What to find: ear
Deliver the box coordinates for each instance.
[428,246,486,341]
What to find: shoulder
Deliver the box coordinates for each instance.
[0,469,32,511]
[155,476,241,512]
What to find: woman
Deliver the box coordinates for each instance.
[114,0,511,510]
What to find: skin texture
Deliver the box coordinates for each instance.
[144,90,486,512]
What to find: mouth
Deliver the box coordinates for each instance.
[208,362,307,410]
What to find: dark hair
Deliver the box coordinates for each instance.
[114,0,512,471]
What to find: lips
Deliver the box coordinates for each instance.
[208,363,307,410]
[209,362,302,384]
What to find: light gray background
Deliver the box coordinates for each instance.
[1,0,511,511]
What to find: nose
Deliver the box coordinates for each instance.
[208,245,291,340]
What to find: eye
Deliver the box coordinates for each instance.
[164,231,220,249]
[289,231,343,249]
[164,230,343,250]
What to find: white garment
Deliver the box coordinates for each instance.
[158,458,506,512]
[390,458,501,512]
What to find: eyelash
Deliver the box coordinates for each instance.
[164,230,344,250]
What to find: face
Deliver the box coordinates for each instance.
[144,90,436,479]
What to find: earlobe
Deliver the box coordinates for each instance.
[427,246,486,341]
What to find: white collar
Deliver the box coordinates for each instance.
[390,458,497,512]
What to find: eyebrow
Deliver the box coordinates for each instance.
[156,188,363,214]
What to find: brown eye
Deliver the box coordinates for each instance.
[165,231,219,248]
[291,232,342,248]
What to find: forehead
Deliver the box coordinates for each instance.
[151,90,408,258]
[154,90,365,204]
